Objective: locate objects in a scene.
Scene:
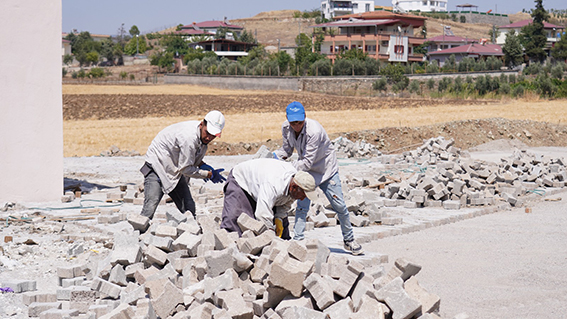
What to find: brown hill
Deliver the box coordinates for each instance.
[229,10,535,47]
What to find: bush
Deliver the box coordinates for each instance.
[426,60,439,73]
[62,68,68,77]
[500,73,508,84]
[310,59,332,76]
[499,82,511,95]
[364,58,381,75]
[426,78,435,90]
[88,67,105,78]
[129,74,135,81]
[333,59,354,76]
[508,74,516,84]
[460,16,466,23]
[372,78,388,91]
[512,85,525,97]
[475,76,488,95]
[71,71,78,79]
[438,77,452,92]
[392,77,410,92]
[77,69,86,78]
[452,76,464,93]
[551,65,564,79]
[408,80,420,94]
[523,62,543,75]
[535,75,556,97]
[120,71,128,79]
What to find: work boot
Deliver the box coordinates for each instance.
[344,239,364,255]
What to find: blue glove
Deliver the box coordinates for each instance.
[199,163,213,182]
[211,168,226,183]
[272,152,279,160]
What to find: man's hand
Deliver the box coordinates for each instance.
[199,163,214,182]
[211,168,226,183]
[274,218,284,238]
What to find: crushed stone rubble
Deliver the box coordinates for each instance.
[1,135,566,318]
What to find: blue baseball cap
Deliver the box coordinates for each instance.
[286,101,305,122]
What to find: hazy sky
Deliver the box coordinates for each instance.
[62,0,565,36]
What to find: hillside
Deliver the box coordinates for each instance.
[229,10,535,48]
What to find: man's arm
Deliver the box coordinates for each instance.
[254,184,278,231]
[273,124,293,160]
[293,131,320,172]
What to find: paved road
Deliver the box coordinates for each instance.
[366,193,567,319]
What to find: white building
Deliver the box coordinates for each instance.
[321,0,375,20]
[392,0,448,13]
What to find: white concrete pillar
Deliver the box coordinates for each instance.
[0,0,63,202]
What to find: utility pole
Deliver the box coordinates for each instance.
[136,34,139,55]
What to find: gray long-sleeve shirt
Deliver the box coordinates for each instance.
[273,118,338,186]
[145,121,210,194]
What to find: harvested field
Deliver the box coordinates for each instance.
[62,85,567,157]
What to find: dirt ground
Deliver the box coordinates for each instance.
[62,85,567,157]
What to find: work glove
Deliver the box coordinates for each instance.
[274,217,284,238]
[272,152,280,160]
[199,163,214,182]
[211,168,226,184]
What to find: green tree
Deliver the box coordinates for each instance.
[521,0,550,63]
[63,54,73,66]
[86,51,99,66]
[129,25,140,37]
[502,30,524,68]
[160,34,189,55]
[238,29,256,44]
[215,26,228,40]
[488,26,500,43]
[272,51,292,75]
[551,33,567,62]
[150,51,175,72]
[124,35,147,55]
[337,48,367,61]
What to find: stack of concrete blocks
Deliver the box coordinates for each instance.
[332,136,382,158]
[365,136,567,210]
[18,207,449,319]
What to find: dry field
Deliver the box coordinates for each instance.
[63,84,567,157]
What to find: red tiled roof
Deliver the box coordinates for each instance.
[499,19,564,30]
[181,20,243,30]
[428,43,503,56]
[175,29,214,35]
[426,35,477,43]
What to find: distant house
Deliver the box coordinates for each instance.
[177,20,243,41]
[188,39,256,60]
[392,0,448,13]
[428,43,503,66]
[321,0,375,20]
[312,10,427,63]
[62,39,71,56]
[426,34,477,52]
[496,19,564,57]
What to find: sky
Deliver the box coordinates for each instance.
[63,0,565,36]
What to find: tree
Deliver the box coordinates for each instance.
[129,25,140,37]
[160,34,189,55]
[86,51,99,66]
[488,25,500,44]
[117,23,128,47]
[502,30,524,68]
[100,38,116,65]
[238,29,256,44]
[124,35,147,55]
[337,48,367,61]
[521,0,550,63]
[63,54,73,66]
[150,51,175,72]
[551,33,567,62]
[215,26,228,40]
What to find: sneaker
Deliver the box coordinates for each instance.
[344,239,364,255]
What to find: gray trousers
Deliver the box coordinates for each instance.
[220,171,289,238]
[140,163,195,219]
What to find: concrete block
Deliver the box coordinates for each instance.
[186,302,215,319]
[268,254,312,297]
[205,247,234,277]
[405,276,440,314]
[39,309,79,319]
[288,240,308,262]
[334,260,364,298]
[278,306,328,319]
[308,212,330,227]
[237,213,267,235]
[154,224,178,238]
[98,303,135,319]
[110,232,142,266]
[152,281,183,319]
[108,264,127,287]
[351,295,386,319]
[442,200,461,210]
[127,213,150,232]
[202,268,240,300]
[91,277,123,299]
[88,305,111,318]
[305,239,330,274]
[303,273,335,310]
[214,228,236,250]
[57,266,82,279]
[178,218,201,236]
[145,245,168,266]
[172,231,202,256]
[28,302,62,317]
[124,263,144,279]
[240,231,274,255]
[373,277,421,319]
[394,258,422,281]
[143,235,173,252]
[1,279,36,293]
[274,293,314,313]
[166,209,188,224]
[214,288,254,319]
[250,255,270,283]
[120,282,146,305]
[196,214,220,233]
[22,291,57,305]
[323,297,354,319]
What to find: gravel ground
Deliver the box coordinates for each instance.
[1,144,566,318]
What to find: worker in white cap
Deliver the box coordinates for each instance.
[220,158,317,238]
[140,110,226,219]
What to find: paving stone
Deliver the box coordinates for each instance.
[145,245,168,266]
[28,302,62,317]
[373,277,421,319]
[152,280,183,319]
[278,306,328,319]
[268,253,312,297]
[303,273,335,310]
[237,213,267,235]
[1,279,36,293]
[323,297,354,319]
[22,291,57,305]
[39,309,79,319]
[405,276,440,314]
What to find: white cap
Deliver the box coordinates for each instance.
[293,171,317,200]
[204,110,225,137]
